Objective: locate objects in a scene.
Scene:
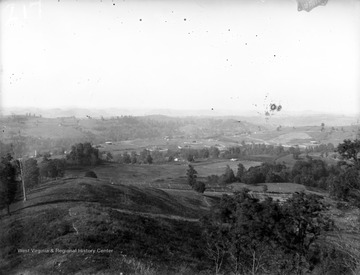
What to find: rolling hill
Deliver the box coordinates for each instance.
[0,177,213,275]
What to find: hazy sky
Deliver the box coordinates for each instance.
[1,0,359,115]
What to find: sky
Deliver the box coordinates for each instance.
[0,0,360,116]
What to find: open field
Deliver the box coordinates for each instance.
[251,125,359,146]
[65,159,262,187]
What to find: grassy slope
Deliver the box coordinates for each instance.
[0,178,211,275]
[65,160,262,188]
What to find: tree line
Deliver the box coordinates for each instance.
[188,139,360,206]
[0,142,102,215]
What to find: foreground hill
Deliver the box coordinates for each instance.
[0,177,214,275]
[1,176,360,274]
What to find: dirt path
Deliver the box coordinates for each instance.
[112,208,199,223]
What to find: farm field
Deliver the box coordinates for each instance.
[249,125,359,146]
[65,159,262,187]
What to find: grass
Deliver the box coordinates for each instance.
[65,159,262,187]
[229,181,306,193]
[0,177,212,275]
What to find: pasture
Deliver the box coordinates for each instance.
[65,159,262,188]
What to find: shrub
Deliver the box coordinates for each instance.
[84,171,97,178]
[194,182,206,193]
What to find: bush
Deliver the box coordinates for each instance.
[194,182,206,193]
[84,171,97,178]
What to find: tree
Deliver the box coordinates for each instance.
[265,172,284,183]
[221,165,236,184]
[67,142,100,166]
[53,159,66,177]
[201,214,231,275]
[151,150,164,163]
[23,158,40,189]
[289,146,301,160]
[122,152,131,164]
[242,167,265,185]
[328,166,360,202]
[337,139,360,168]
[236,163,246,182]
[146,154,153,164]
[139,149,151,164]
[39,158,66,180]
[209,146,220,158]
[186,165,197,188]
[104,152,113,162]
[130,151,137,164]
[0,154,18,215]
[280,192,332,262]
[194,181,206,193]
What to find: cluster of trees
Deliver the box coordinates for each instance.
[66,142,101,166]
[112,142,296,166]
[178,143,291,163]
[0,154,68,216]
[0,141,105,216]
[19,157,66,190]
[1,134,93,160]
[186,165,206,193]
[201,190,350,274]
[113,147,221,164]
[206,165,238,185]
[205,162,290,186]
[113,149,154,164]
[304,143,335,155]
[222,142,288,159]
[39,156,66,180]
[179,146,221,162]
[203,139,360,205]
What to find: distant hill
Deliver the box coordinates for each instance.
[2,107,359,127]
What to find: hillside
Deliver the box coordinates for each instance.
[0,177,213,275]
[1,176,360,274]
